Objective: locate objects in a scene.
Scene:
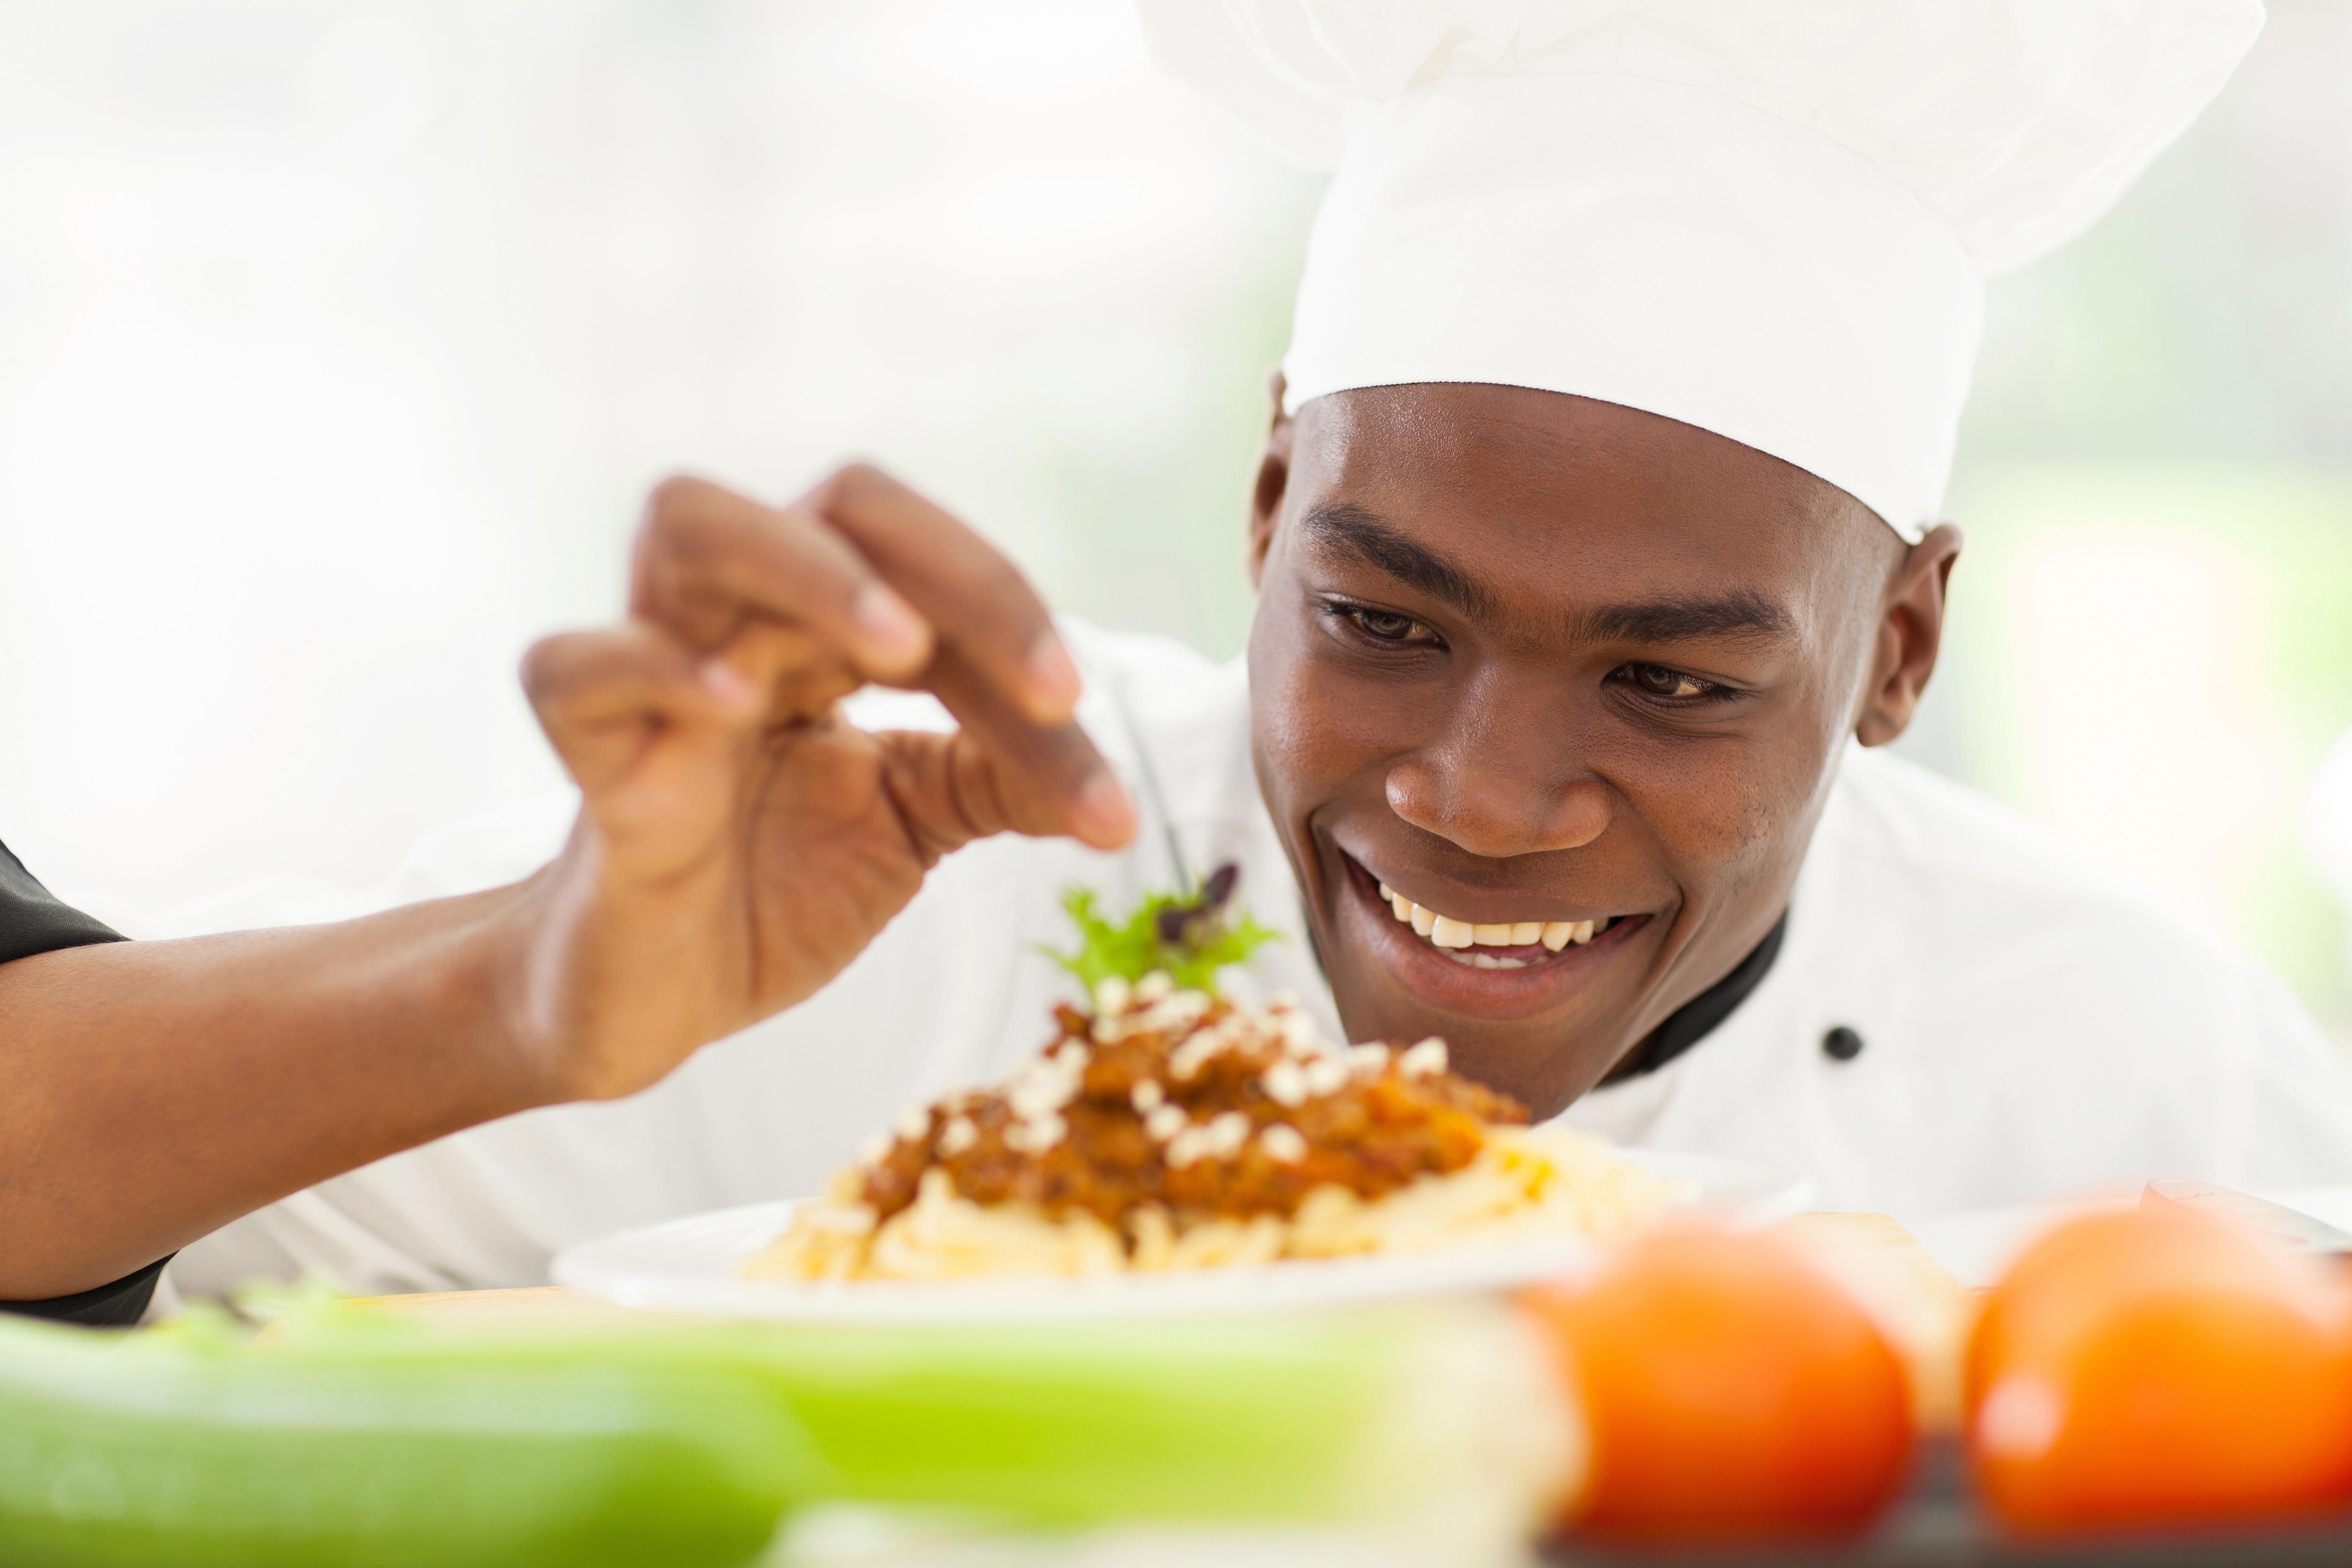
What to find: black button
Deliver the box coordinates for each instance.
[1822,1026,1864,1062]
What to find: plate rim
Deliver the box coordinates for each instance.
[549,1147,1812,1320]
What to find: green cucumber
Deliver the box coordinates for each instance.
[0,1293,1568,1563]
[268,1300,1575,1543]
[0,1313,805,1567]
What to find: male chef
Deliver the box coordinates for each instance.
[8,0,2349,1315]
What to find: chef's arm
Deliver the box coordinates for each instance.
[0,885,564,1300]
[0,465,1131,1301]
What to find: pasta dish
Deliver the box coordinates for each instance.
[744,971,1682,1283]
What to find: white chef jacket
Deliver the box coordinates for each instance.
[166,620,2352,1299]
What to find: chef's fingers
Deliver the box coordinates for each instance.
[922,639,1135,849]
[521,623,761,801]
[629,473,935,686]
[687,615,865,729]
[623,467,1122,839]
[875,725,1135,864]
[794,463,1083,726]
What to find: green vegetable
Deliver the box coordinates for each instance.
[0,1312,808,1567]
[0,1287,1567,1561]
[262,1299,1572,1551]
[1051,861,1279,994]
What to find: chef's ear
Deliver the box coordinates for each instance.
[1854,523,1963,747]
[1246,368,1295,591]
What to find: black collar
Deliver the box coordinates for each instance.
[1605,910,1789,1083]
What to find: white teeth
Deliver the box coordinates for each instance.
[1377,880,1615,957]
[1428,915,1475,949]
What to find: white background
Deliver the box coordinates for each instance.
[2,0,2349,1037]
[0,0,1315,919]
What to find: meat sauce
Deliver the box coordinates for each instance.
[858,982,1528,1233]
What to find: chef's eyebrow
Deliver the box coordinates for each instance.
[1296,503,1496,619]
[1577,592,1795,647]
[1297,502,1795,646]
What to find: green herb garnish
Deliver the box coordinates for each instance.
[1050,861,1278,995]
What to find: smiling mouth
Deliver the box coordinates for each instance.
[1361,869,1623,971]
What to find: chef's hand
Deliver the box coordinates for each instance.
[509,467,1135,1099]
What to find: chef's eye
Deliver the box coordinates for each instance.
[1333,604,1439,647]
[1617,663,1723,701]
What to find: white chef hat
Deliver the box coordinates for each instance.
[1141,1,2261,541]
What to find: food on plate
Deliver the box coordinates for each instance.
[743,868,1684,1282]
[1519,1229,1914,1542]
[1966,1197,2352,1533]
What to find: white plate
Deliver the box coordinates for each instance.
[550,1150,1813,1321]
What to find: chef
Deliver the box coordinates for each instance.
[12,0,2352,1314]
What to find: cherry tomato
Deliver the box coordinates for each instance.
[1519,1228,1914,1542]
[1968,1203,2352,1533]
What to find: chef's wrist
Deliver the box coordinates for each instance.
[466,850,702,1108]
[438,868,604,1114]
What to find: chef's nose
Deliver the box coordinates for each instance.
[1383,683,1612,859]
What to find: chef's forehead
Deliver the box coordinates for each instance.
[1279,388,1893,639]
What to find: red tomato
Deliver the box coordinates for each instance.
[1967,1203,2352,1533]
[1519,1228,1915,1542]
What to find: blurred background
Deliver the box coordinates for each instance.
[0,1,2347,1044]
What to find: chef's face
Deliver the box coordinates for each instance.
[1246,383,1960,1116]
